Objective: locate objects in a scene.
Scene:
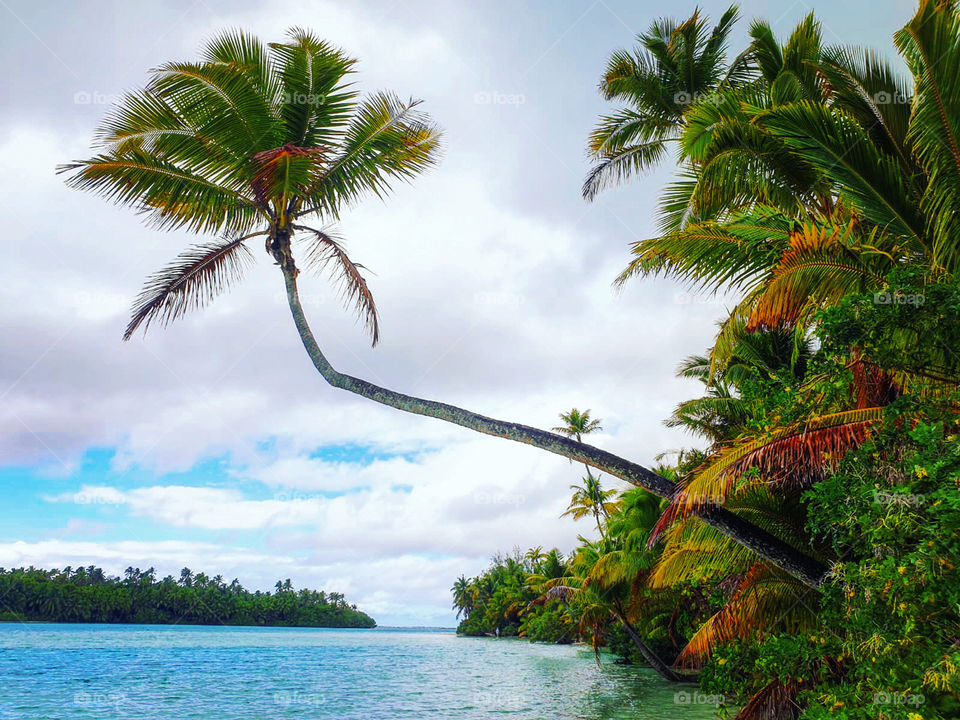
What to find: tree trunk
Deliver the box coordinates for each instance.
[615,610,682,683]
[280,267,829,589]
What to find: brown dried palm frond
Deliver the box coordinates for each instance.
[745,220,888,332]
[527,584,579,608]
[670,407,884,518]
[295,224,379,345]
[249,144,326,205]
[735,679,802,720]
[123,233,259,340]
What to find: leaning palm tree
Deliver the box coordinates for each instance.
[60,28,827,590]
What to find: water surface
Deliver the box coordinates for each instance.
[0,624,719,719]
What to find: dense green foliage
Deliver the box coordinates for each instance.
[0,566,375,628]
[457,2,960,717]
[453,549,574,643]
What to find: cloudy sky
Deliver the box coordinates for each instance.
[0,0,910,626]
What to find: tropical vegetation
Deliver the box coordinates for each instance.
[455,2,960,719]
[0,566,375,627]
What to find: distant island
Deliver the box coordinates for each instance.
[0,566,376,628]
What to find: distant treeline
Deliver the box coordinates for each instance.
[0,566,376,628]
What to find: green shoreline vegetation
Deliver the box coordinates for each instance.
[453,3,960,719]
[0,567,375,628]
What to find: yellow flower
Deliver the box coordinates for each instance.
[717,658,727,665]
[907,713,924,720]
[898,566,907,575]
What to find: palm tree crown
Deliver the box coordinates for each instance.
[60,28,442,345]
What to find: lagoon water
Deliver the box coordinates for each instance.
[0,624,717,719]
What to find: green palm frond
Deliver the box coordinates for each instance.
[299,92,441,220]
[60,149,264,235]
[895,0,960,274]
[759,102,925,250]
[649,488,803,587]
[816,46,913,164]
[617,206,792,293]
[270,29,358,147]
[585,5,742,200]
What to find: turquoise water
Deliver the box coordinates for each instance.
[0,624,719,719]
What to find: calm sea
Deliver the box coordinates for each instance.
[0,624,720,719]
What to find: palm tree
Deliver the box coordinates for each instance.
[561,473,619,538]
[530,493,682,682]
[551,408,602,442]
[583,5,743,200]
[61,28,827,590]
[617,3,960,352]
[523,546,545,570]
[451,575,471,620]
[554,408,615,536]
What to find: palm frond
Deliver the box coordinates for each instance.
[735,680,802,720]
[895,0,960,273]
[679,407,884,512]
[758,102,925,249]
[300,92,441,219]
[678,563,816,667]
[295,225,379,345]
[124,234,259,340]
[269,28,357,147]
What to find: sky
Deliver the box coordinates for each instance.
[0,0,913,626]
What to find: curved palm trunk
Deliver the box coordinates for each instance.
[280,267,828,588]
[614,608,682,683]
